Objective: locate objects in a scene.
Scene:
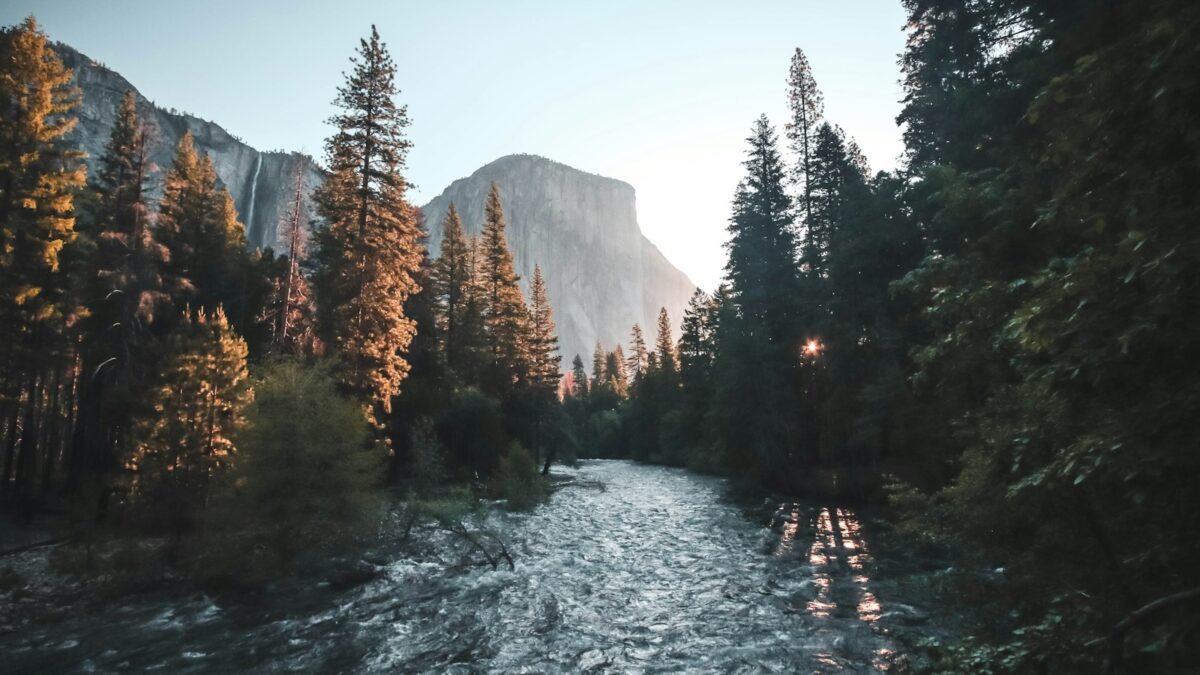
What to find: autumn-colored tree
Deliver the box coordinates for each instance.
[268,157,320,356]
[626,324,648,384]
[310,26,423,424]
[129,307,251,544]
[609,345,628,398]
[0,17,86,502]
[155,132,248,328]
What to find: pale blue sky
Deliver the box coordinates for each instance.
[4,1,908,291]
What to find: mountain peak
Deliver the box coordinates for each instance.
[422,155,695,365]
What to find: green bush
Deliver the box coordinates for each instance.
[200,360,382,582]
[438,388,507,477]
[492,442,546,511]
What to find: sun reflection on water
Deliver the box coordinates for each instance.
[776,505,883,624]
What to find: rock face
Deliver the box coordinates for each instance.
[55,43,323,251]
[55,44,697,368]
[422,155,697,367]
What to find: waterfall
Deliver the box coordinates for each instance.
[245,154,263,239]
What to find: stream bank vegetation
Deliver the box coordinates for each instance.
[2,1,1200,671]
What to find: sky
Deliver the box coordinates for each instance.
[2,1,909,291]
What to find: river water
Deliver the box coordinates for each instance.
[5,460,931,673]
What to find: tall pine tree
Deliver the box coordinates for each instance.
[717,115,804,483]
[785,47,824,230]
[431,202,472,375]
[311,26,423,425]
[477,183,530,395]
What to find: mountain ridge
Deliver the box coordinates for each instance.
[56,43,697,367]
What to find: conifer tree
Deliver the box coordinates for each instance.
[569,354,589,399]
[654,307,677,376]
[71,90,166,493]
[0,18,86,503]
[155,132,248,327]
[718,115,804,481]
[310,26,423,423]
[801,122,866,280]
[522,264,561,467]
[677,289,717,456]
[591,342,608,393]
[526,264,561,399]
[626,324,649,384]
[609,345,629,398]
[786,47,824,228]
[269,157,319,356]
[431,203,472,373]
[0,17,84,333]
[215,361,379,573]
[678,290,715,378]
[477,183,530,393]
[130,307,251,539]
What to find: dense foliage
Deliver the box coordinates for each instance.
[559,2,1200,669]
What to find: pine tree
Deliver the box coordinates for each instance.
[129,307,251,540]
[213,361,379,573]
[478,183,530,394]
[155,132,248,327]
[454,233,490,386]
[431,203,472,374]
[526,264,561,399]
[653,307,677,376]
[718,115,804,481]
[626,324,649,384]
[0,18,86,502]
[786,47,824,229]
[70,89,166,494]
[678,289,715,380]
[802,123,866,280]
[677,289,717,458]
[610,345,629,398]
[0,18,84,332]
[310,26,423,423]
[270,156,318,355]
[591,342,608,393]
[569,354,589,399]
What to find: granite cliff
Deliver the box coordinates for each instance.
[422,155,697,366]
[55,43,323,251]
[57,45,696,368]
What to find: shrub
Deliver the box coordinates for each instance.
[492,443,546,511]
[201,360,382,581]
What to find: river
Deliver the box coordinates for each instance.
[3,460,934,673]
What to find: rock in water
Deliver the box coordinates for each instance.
[422,155,696,368]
